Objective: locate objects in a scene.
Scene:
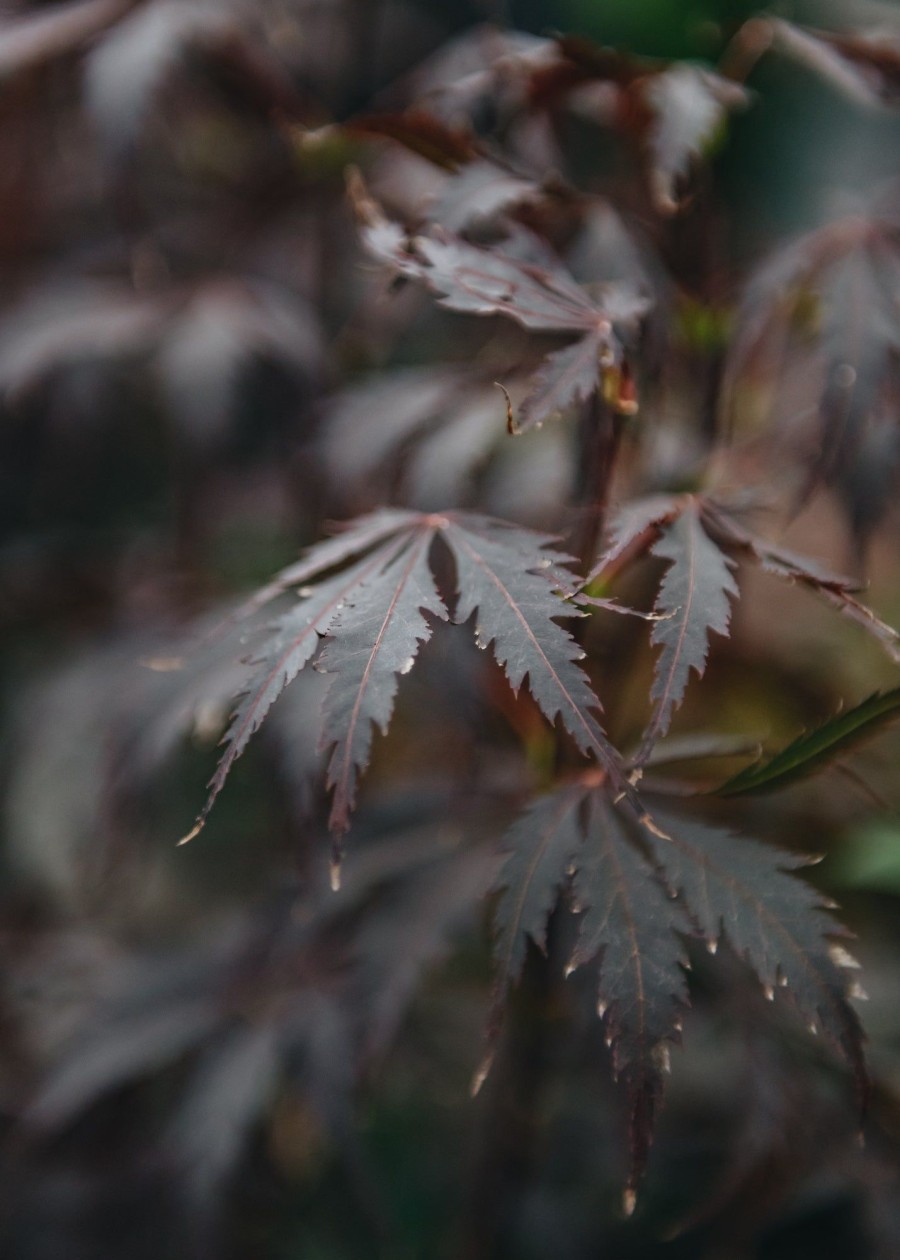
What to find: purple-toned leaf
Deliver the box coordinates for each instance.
[167,1021,280,1203]
[642,804,866,1090]
[356,841,502,1059]
[704,504,900,663]
[0,0,130,78]
[158,280,323,450]
[640,65,749,214]
[515,333,605,433]
[0,283,170,397]
[318,526,449,835]
[228,509,419,624]
[441,516,623,783]
[347,109,477,169]
[428,160,541,231]
[491,784,585,992]
[195,546,410,840]
[569,791,692,1193]
[353,179,646,338]
[637,501,738,763]
[189,511,633,843]
[84,1,236,151]
[406,391,502,509]
[586,494,683,583]
[771,19,900,109]
[722,216,900,540]
[322,366,467,486]
[411,229,613,333]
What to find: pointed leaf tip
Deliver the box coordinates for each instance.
[329,858,342,892]
[470,1051,494,1098]
[178,819,205,846]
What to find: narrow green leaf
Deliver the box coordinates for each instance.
[717,687,900,797]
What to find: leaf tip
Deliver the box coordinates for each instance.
[495,381,519,435]
[177,819,205,847]
[470,1051,494,1097]
[622,1187,637,1217]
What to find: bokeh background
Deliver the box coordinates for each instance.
[2,1,900,1257]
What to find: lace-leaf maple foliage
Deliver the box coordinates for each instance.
[182,510,629,858]
[170,8,900,1213]
[484,782,865,1201]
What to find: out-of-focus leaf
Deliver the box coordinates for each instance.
[638,64,750,214]
[23,811,502,1219]
[639,732,762,770]
[0,0,131,79]
[722,215,900,543]
[364,214,632,335]
[409,25,553,129]
[770,19,900,109]
[717,687,900,797]
[354,839,501,1059]
[427,160,541,231]
[157,279,323,450]
[321,365,472,487]
[84,0,239,152]
[352,176,647,432]
[705,503,900,663]
[530,38,749,214]
[516,333,608,434]
[833,821,900,895]
[322,361,516,510]
[346,109,476,169]
[405,389,501,509]
[166,1021,280,1202]
[0,275,324,456]
[0,283,170,398]
[27,947,227,1130]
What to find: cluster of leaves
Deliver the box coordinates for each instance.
[5,0,900,1250]
[152,2,900,1207]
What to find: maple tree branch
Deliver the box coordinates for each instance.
[571,393,626,574]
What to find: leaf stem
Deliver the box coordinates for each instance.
[571,395,626,575]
